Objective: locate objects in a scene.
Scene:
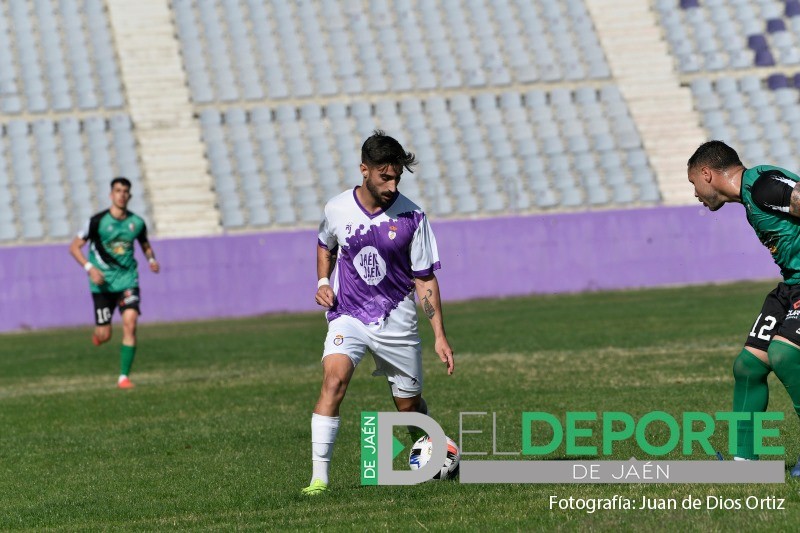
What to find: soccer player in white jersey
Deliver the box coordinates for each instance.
[302,130,455,495]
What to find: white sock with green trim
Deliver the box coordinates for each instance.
[311,413,339,485]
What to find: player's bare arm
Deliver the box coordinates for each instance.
[140,241,160,273]
[315,245,336,308]
[414,274,454,375]
[421,288,435,319]
[69,236,105,285]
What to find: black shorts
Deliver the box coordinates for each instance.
[745,282,800,351]
[92,288,141,325]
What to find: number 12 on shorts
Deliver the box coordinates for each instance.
[750,313,777,341]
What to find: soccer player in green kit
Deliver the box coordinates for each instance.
[688,140,800,474]
[69,177,160,389]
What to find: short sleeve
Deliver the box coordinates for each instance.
[318,205,337,250]
[76,218,92,240]
[136,219,149,245]
[751,171,795,214]
[410,213,441,277]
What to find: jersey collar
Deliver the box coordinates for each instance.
[353,186,398,219]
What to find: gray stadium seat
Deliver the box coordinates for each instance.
[611,183,635,203]
[639,182,661,202]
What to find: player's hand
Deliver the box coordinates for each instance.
[149,260,160,273]
[315,284,335,308]
[435,336,454,375]
[89,267,105,285]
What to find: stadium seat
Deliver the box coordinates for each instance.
[0,0,688,238]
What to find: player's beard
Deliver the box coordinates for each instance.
[701,191,724,211]
[365,179,394,208]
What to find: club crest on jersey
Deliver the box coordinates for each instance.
[129,223,135,232]
[388,225,397,240]
[110,240,130,255]
[334,334,344,346]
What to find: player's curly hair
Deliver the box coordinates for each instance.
[361,130,416,174]
[687,140,743,171]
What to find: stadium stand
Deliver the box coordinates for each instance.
[171,0,660,228]
[6,0,800,241]
[0,0,662,241]
[653,0,800,179]
[0,0,145,242]
[0,113,151,242]
[194,85,659,223]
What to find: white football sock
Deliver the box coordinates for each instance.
[311,413,340,485]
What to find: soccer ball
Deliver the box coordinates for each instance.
[408,435,460,480]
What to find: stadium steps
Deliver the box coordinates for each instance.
[585,0,704,205]
[105,0,219,237]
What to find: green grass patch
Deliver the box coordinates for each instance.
[2,281,799,530]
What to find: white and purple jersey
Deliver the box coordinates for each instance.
[318,187,440,336]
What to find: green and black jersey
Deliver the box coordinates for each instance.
[79,210,148,293]
[741,165,800,284]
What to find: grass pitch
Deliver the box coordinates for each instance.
[2,281,800,530]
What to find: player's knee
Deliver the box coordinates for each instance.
[768,341,800,378]
[95,328,112,343]
[734,349,770,382]
[732,355,749,380]
[122,323,137,338]
[767,350,785,373]
[321,374,349,399]
[122,313,137,327]
[122,322,136,343]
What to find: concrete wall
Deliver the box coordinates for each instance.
[0,205,777,332]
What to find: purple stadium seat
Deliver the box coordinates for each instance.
[793,73,800,89]
[787,0,800,17]
[767,18,787,33]
[768,73,790,90]
[748,34,768,50]
[680,0,699,8]
[756,49,776,66]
